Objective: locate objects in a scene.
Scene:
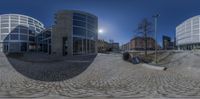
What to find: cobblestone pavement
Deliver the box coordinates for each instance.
[0,52,200,98]
[7,53,96,81]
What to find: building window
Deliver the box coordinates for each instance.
[29,26,35,30]
[28,18,34,24]
[87,39,95,53]
[1,19,9,23]
[9,42,20,52]
[10,34,19,40]
[91,40,95,53]
[29,30,35,35]
[1,35,9,40]
[20,16,27,21]
[73,37,83,54]
[20,21,27,24]
[11,28,19,33]
[73,13,86,21]
[87,39,91,53]
[1,24,9,28]
[34,20,39,25]
[29,36,35,42]
[87,31,95,39]
[11,15,18,19]
[11,24,19,28]
[36,28,41,32]
[73,27,86,36]
[20,28,28,34]
[73,20,86,27]
[11,20,19,23]
[87,16,96,25]
[1,28,9,33]
[1,16,9,20]
[87,24,97,32]
[21,42,27,51]
[20,35,27,40]
[63,37,68,55]
[83,39,86,53]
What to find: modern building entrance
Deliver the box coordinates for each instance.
[63,37,68,56]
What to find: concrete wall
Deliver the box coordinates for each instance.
[51,11,73,56]
[0,43,2,52]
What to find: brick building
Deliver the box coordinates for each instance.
[130,37,156,50]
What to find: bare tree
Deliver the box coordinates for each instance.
[137,18,153,56]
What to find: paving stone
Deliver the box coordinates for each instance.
[0,52,200,98]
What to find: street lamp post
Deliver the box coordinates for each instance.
[153,14,159,64]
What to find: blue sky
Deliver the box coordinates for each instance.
[1,0,200,46]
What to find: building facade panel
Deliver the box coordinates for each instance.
[176,15,200,50]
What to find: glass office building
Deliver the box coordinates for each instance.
[36,28,51,54]
[52,10,98,56]
[176,15,200,50]
[0,14,44,53]
[72,12,97,55]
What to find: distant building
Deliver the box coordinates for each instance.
[176,15,200,50]
[121,36,161,52]
[97,39,109,53]
[130,37,157,50]
[111,43,120,51]
[162,35,174,50]
[121,42,130,51]
[97,40,120,53]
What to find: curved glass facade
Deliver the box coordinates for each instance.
[0,14,44,52]
[72,12,98,55]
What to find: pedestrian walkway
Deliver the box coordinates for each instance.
[0,52,200,98]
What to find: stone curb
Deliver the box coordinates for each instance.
[142,63,167,71]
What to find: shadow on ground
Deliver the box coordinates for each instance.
[6,53,96,82]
